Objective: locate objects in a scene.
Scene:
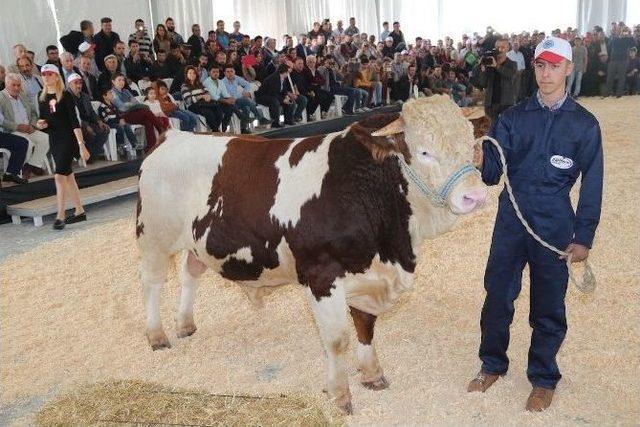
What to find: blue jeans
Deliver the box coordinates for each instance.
[331,87,359,113]
[566,69,583,96]
[113,123,138,147]
[169,109,198,131]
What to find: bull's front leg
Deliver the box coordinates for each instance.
[350,306,389,390]
[306,282,353,414]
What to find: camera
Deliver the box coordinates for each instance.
[481,48,498,65]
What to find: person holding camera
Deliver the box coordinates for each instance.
[472,38,517,122]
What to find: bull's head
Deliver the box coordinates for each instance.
[369,95,487,215]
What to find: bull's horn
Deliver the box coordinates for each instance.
[461,107,485,120]
[371,117,406,137]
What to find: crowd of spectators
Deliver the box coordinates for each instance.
[1,15,639,185]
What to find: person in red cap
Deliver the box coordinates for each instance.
[468,36,604,412]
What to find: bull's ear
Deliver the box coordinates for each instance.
[460,107,485,120]
[370,117,405,137]
[350,122,402,164]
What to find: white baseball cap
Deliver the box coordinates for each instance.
[67,73,82,84]
[78,41,95,53]
[40,63,60,75]
[534,36,572,63]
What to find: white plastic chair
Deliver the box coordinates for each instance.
[129,81,142,96]
[162,78,174,89]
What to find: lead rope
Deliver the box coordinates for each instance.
[478,136,596,293]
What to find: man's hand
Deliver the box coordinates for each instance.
[472,141,483,168]
[560,243,590,263]
[99,122,110,132]
[17,124,35,134]
[243,91,252,98]
[119,119,126,126]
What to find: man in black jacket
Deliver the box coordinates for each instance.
[473,38,517,122]
[255,64,299,127]
[60,20,94,56]
[94,17,120,72]
[78,55,100,100]
[187,25,206,60]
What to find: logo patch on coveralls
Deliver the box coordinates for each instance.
[550,155,573,169]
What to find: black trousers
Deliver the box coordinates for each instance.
[0,132,28,175]
[82,122,109,158]
[188,102,223,131]
[255,95,295,125]
[306,88,333,116]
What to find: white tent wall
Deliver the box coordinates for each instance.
[577,0,627,33]
[0,1,634,69]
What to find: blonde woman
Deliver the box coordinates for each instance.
[36,65,89,230]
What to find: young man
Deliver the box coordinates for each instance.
[468,36,603,412]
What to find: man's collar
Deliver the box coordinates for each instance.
[4,90,19,100]
[526,90,575,111]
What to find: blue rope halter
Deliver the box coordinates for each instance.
[396,157,479,208]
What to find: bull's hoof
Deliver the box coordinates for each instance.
[362,375,389,391]
[176,322,197,338]
[147,330,171,350]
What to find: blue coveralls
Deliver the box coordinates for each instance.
[479,93,603,389]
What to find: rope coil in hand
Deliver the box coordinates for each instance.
[477,136,596,293]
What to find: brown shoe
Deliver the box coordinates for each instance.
[525,387,554,412]
[467,370,501,393]
[27,164,46,176]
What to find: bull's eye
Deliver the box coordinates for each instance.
[418,149,438,165]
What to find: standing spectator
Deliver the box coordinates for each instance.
[567,36,588,98]
[153,24,172,55]
[154,80,198,131]
[202,66,235,132]
[230,21,245,43]
[507,41,525,70]
[380,22,390,43]
[181,65,224,131]
[344,17,359,36]
[332,20,345,39]
[187,24,207,60]
[215,20,231,50]
[472,38,517,122]
[111,73,166,152]
[255,63,298,128]
[129,19,154,60]
[165,17,184,45]
[60,20,94,56]
[626,47,639,95]
[595,52,609,95]
[382,37,395,59]
[66,73,109,160]
[605,27,636,97]
[94,17,121,72]
[97,89,138,158]
[36,64,90,229]
[390,22,406,51]
[0,73,49,177]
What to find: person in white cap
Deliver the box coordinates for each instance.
[35,64,90,230]
[75,41,100,77]
[467,36,604,412]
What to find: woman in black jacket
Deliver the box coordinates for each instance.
[36,65,90,230]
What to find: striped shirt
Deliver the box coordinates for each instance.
[129,31,153,58]
[180,85,209,108]
[97,102,119,127]
[536,90,568,111]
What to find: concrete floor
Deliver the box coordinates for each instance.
[0,194,137,262]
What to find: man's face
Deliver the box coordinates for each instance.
[225,68,235,79]
[18,59,32,75]
[209,68,220,80]
[233,22,240,32]
[386,39,393,47]
[512,41,520,51]
[79,57,91,72]
[6,79,22,97]
[629,50,637,59]
[157,51,167,62]
[115,43,125,56]
[495,40,509,57]
[48,49,59,62]
[166,20,175,31]
[62,55,74,70]
[70,79,83,95]
[193,25,201,36]
[434,66,442,76]
[534,59,573,95]
[242,37,250,47]
[105,58,117,72]
[350,18,355,26]
[130,43,139,55]
[136,21,144,32]
[294,59,304,72]
[393,23,400,31]
[216,53,226,64]
[102,22,112,33]
[217,21,224,31]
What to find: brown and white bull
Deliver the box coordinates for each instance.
[136,95,488,413]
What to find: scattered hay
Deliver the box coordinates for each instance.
[36,380,342,426]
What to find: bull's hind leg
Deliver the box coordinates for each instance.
[141,251,171,350]
[306,282,353,414]
[350,307,389,390]
[176,251,207,338]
